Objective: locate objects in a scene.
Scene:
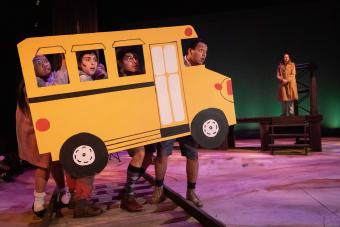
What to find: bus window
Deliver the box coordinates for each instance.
[33,53,69,87]
[76,49,108,82]
[115,45,145,77]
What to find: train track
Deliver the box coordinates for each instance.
[143,173,225,227]
[41,173,225,227]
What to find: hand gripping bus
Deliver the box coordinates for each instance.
[17,25,236,177]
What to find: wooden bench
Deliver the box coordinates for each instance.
[222,115,322,152]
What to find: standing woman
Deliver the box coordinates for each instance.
[277,53,298,116]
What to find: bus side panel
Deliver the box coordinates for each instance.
[31,86,160,160]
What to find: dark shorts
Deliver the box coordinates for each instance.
[146,136,198,160]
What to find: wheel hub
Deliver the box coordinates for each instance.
[73,145,95,166]
[202,119,219,137]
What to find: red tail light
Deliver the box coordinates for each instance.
[185,27,192,37]
[227,80,233,95]
[36,118,50,132]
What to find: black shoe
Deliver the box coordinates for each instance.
[0,172,15,182]
[32,204,46,219]
[54,191,71,209]
[55,200,69,209]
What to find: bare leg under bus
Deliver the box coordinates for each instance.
[141,144,157,172]
[33,161,70,217]
[33,166,50,216]
[150,155,168,204]
[186,158,198,185]
[178,137,203,207]
[185,157,203,207]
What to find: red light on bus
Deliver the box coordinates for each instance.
[185,27,192,36]
[36,118,50,132]
[215,83,222,90]
[226,80,233,95]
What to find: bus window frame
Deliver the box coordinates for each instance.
[33,46,69,89]
[36,46,66,56]
[71,43,113,84]
[112,39,154,84]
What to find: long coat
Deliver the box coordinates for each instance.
[277,62,298,101]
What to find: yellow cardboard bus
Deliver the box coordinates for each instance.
[17,25,236,177]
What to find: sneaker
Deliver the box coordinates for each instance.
[150,186,165,204]
[120,193,144,212]
[186,189,203,207]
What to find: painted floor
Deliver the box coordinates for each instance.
[0,137,340,227]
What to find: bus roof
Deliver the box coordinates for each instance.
[17,25,198,51]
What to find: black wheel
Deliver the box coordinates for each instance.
[60,133,108,177]
[191,109,228,149]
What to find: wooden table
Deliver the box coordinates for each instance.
[223,115,323,152]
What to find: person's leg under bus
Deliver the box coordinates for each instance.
[141,144,157,174]
[73,174,103,218]
[179,136,203,207]
[33,165,50,217]
[186,158,203,207]
[50,161,70,208]
[121,146,145,212]
[151,140,173,204]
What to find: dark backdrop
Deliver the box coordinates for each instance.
[98,0,339,135]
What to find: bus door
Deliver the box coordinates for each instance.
[150,42,189,137]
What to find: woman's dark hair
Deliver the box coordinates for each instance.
[17,80,29,115]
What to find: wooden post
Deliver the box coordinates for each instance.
[228,125,235,148]
[309,63,318,115]
[308,63,322,151]
[307,115,323,152]
[260,122,270,151]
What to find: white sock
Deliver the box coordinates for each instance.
[33,191,46,212]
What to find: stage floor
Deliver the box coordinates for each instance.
[1,137,340,226]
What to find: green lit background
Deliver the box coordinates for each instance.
[100,1,339,135]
